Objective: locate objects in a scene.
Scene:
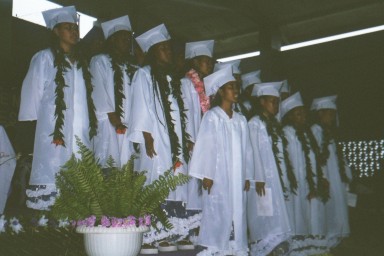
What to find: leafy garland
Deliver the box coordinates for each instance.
[151,68,192,167]
[259,114,298,195]
[319,126,349,183]
[110,53,138,120]
[306,128,330,203]
[294,127,317,199]
[51,49,97,146]
[79,60,98,141]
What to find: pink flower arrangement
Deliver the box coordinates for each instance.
[186,69,210,113]
[73,215,151,228]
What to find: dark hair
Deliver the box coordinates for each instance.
[248,96,265,118]
[210,90,222,108]
[49,24,82,62]
[143,44,157,67]
[281,109,294,127]
[103,31,135,63]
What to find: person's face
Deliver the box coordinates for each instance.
[111,30,132,55]
[219,81,239,104]
[153,40,173,67]
[193,55,213,77]
[288,106,307,127]
[318,109,337,127]
[260,95,280,116]
[54,22,79,48]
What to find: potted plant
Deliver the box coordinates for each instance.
[50,138,190,256]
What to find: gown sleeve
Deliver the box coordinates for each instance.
[90,55,115,116]
[244,118,255,181]
[188,111,218,180]
[248,119,266,182]
[18,51,51,121]
[128,67,154,144]
[181,78,196,142]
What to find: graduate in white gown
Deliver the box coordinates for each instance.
[90,15,137,168]
[181,40,214,211]
[310,96,352,248]
[0,126,16,214]
[189,66,253,256]
[247,82,296,256]
[281,92,329,254]
[129,24,193,253]
[18,6,97,210]
[214,61,245,116]
[182,40,214,142]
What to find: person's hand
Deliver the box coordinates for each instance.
[244,180,250,191]
[307,191,317,200]
[143,132,157,158]
[202,178,213,194]
[256,182,265,196]
[187,141,194,152]
[116,123,127,134]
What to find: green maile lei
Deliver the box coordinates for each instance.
[259,114,298,196]
[319,126,349,183]
[51,49,97,146]
[151,68,192,167]
[294,126,317,200]
[110,53,138,120]
[306,128,330,203]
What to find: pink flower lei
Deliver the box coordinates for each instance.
[186,69,210,113]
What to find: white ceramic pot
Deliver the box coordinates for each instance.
[76,226,149,256]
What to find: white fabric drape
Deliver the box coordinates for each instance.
[0,126,16,214]
[90,54,135,167]
[128,66,188,202]
[19,49,91,187]
[189,107,253,253]
[247,116,292,256]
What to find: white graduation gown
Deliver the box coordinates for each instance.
[284,126,311,235]
[181,77,204,210]
[0,126,16,214]
[128,66,188,202]
[19,49,91,188]
[311,124,351,246]
[284,126,328,238]
[180,77,202,143]
[90,54,135,167]
[247,116,291,256]
[189,107,254,253]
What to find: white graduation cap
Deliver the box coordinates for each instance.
[241,70,261,91]
[281,80,290,93]
[101,15,132,39]
[42,6,78,30]
[214,60,241,74]
[280,92,304,118]
[251,81,283,97]
[135,24,171,53]
[185,40,214,59]
[311,95,337,110]
[204,66,236,97]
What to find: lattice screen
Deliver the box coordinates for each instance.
[340,140,384,177]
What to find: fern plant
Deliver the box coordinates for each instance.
[50,137,190,229]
